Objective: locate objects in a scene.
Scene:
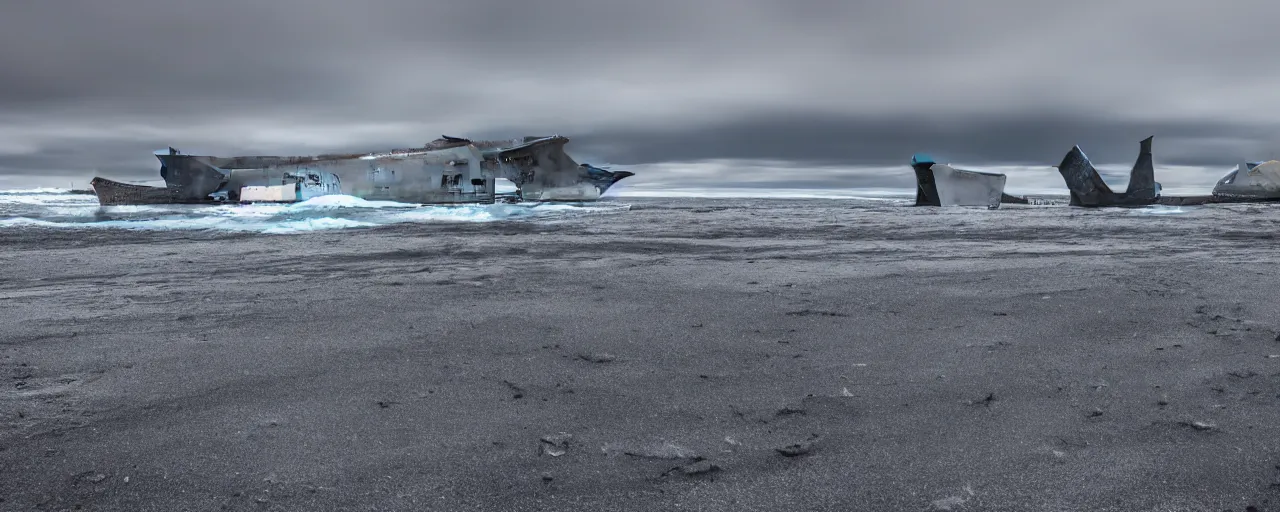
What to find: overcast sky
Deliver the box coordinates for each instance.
[3,0,1279,192]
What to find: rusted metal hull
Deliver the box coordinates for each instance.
[89,177,215,206]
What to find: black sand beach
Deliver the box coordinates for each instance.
[3,199,1280,511]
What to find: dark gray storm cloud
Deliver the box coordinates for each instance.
[3,0,1280,189]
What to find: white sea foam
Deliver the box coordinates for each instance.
[612,187,914,200]
[1128,206,1188,215]
[0,191,631,234]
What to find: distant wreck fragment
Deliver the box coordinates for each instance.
[89,135,633,206]
[1056,136,1161,207]
[909,154,1008,209]
[1210,160,1280,202]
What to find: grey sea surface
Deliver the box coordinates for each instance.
[2,191,1279,511]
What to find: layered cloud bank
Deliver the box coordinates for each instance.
[3,1,1278,189]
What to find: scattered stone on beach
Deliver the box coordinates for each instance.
[967,393,996,407]
[785,309,848,317]
[603,440,699,460]
[502,380,525,400]
[540,433,572,457]
[931,496,967,511]
[679,460,720,476]
[931,486,976,511]
[577,353,617,363]
[1178,421,1217,431]
[776,437,817,457]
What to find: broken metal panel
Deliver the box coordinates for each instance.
[339,145,493,203]
[227,168,342,202]
[1211,160,1280,200]
[297,171,342,200]
[932,164,1006,209]
[154,152,229,200]
[1000,193,1030,204]
[477,136,633,201]
[1056,136,1160,207]
[909,154,1006,209]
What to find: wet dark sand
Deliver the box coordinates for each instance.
[3,199,1280,511]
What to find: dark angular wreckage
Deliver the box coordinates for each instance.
[1054,136,1161,207]
[1047,135,1278,207]
[90,135,634,206]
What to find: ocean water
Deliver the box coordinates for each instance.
[0,190,634,234]
[1,188,1266,240]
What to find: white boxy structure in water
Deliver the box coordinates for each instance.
[233,170,344,203]
[239,184,296,202]
[909,154,1008,209]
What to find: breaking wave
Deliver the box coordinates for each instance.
[0,190,630,234]
[1126,205,1188,216]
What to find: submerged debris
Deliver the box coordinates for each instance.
[776,435,820,457]
[785,310,848,317]
[1178,421,1217,431]
[540,433,573,457]
[967,393,996,407]
[679,460,720,476]
[576,353,617,364]
[502,380,525,400]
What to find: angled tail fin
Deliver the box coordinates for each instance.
[1124,136,1158,198]
[1056,145,1113,206]
[910,153,940,206]
[154,153,228,200]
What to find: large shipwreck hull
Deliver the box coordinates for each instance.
[910,154,1007,209]
[153,142,494,205]
[1056,136,1161,207]
[125,134,629,206]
